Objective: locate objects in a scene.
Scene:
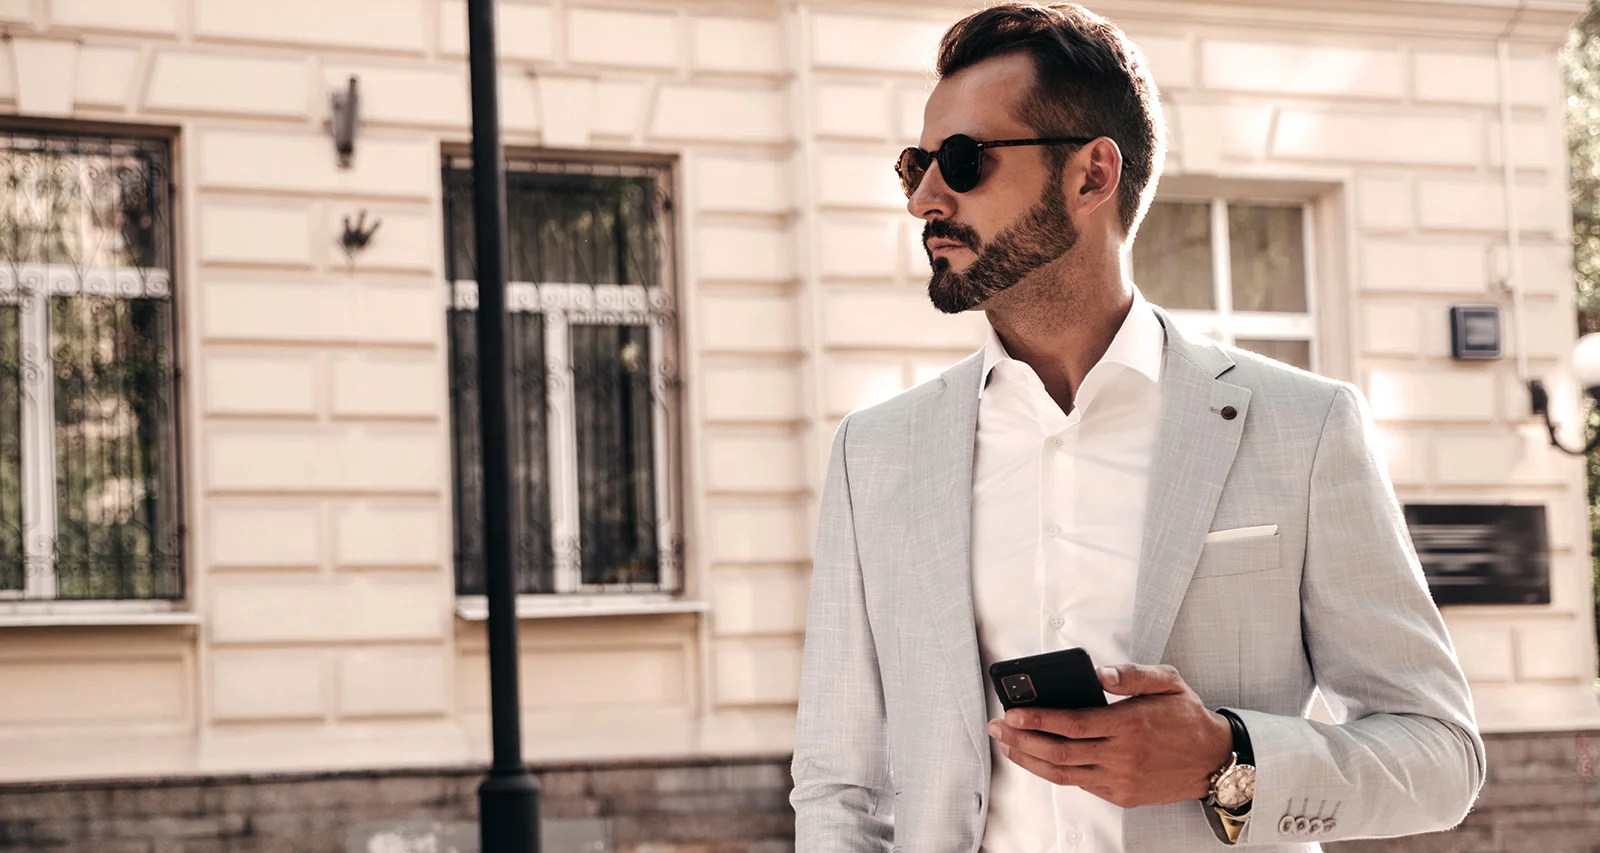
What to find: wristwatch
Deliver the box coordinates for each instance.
[1204,709,1256,844]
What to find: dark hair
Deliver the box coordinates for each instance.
[935,2,1165,236]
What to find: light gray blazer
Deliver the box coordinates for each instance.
[790,309,1485,852]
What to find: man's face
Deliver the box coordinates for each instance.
[910,53,1080,315]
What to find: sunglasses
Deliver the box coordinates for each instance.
[895,134,1096,197]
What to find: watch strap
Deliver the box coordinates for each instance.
[1217,708,1254,766]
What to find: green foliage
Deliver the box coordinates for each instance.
[1562,2,1600,670]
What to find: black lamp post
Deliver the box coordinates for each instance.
[465,0,542,850]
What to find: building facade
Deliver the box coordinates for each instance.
[0,0,1596,849]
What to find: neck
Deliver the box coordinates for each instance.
[984,248,1133,412]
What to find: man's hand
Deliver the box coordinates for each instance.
[985,663,1234,809]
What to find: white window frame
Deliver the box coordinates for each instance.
[0,263,172,603]
[448,279,679,597]
[1157,198,1319,373]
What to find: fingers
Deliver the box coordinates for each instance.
[1002,704,1122,740]
[991,732,1105,788]
[987,720,1106,768]
[994,744,1145,808]
[987,721,1153,808]
[1097,663,1186,697]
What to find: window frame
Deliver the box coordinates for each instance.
[1147,196,1320,373]
[443,154,683,600]
[0,124,186,609]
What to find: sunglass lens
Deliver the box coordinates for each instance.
[895,148,930,198]
[939,134,982,193]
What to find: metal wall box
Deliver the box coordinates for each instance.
[1449,304,1503,360]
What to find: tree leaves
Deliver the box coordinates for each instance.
[1560,3,1600,672]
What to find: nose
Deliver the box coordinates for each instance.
[907,160,954,222]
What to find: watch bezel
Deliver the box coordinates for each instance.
[1213,762,1256,811]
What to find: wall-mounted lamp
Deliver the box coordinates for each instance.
[1527,333,1600,455]
[329,75,360,168]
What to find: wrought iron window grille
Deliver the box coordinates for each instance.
[443,155,683,597]
[0,127,184,603]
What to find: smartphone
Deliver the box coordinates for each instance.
[988,647,1109,712]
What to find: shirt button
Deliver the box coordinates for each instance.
[1050,436,1064,448]
[1050,616,1064,629]
[1045,523,1060,536]
[1066,827,1083,845]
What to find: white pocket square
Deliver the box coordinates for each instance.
[1204,525,1278,543]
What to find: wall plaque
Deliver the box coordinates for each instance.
[1403,504,1550,606]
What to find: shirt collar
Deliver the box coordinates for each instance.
[979,287,1164,397]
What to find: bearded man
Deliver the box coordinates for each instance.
[789,3,1485,851]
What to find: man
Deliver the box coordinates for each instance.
[789,3,1486,852]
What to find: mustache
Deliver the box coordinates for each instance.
[923,219,982,251]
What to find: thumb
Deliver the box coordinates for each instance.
[1098,663,1186,697]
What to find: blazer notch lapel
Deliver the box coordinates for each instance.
[1131,334,1252,666]
[904,357,990,767]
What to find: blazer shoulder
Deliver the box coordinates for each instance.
[840,381,936,447]
[1216,344,1349,421]
[838,353,980,445]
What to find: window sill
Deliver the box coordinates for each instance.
[454,595,710,621]
[0,601,199,628]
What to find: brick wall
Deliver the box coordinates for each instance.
[0,757,795,853]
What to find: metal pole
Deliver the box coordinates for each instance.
[466,0,541,850]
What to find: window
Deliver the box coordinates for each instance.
[0,128,183,602]
[1132,199,1316,372]
[443,156,681,597]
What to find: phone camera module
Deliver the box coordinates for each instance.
[1001,673,1037,704]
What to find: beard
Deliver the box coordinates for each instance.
[924,180,1078,315]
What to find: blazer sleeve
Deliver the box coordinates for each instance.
[1230,383,1487,844]
[789,415,896,851]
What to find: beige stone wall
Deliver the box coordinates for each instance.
[0,0,1593,783]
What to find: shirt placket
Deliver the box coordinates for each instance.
[1038,388,1081,853]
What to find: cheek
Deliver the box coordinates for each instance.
[959,209,1007,250]
[966,189,1038,246]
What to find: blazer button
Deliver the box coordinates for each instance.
[1220,406,1238,420]
[974,792,983,811]
[1279,815,1296,835]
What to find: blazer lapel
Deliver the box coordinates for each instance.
[906,352,989,764]
[1131,310,1252,665]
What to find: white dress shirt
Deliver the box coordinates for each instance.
[973,289,1165,853]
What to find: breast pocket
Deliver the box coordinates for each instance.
[1192,533,1281,580]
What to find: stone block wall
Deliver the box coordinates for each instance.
[0,0,1595,794]
[0,757,795,853]
[1,731,1594,851]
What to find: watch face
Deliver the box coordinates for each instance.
[1215,765,1256,810]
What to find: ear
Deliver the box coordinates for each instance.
[1063,137,1123,222]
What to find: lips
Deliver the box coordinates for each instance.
[926,239,970,253]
